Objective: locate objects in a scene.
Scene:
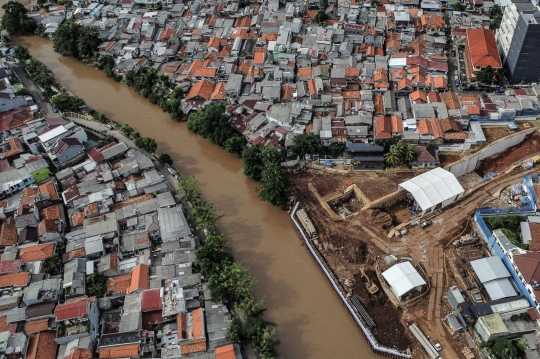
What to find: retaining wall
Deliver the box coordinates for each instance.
[290,202,411,359]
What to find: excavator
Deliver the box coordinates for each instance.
[359,267,379,294]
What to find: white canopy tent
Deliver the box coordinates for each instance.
[382,261,427,301]
[399,167,465,215]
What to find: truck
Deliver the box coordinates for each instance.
[409,323,441,359]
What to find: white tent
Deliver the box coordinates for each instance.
[399,167,465,215]
[382,261,427,301]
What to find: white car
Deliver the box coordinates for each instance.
[432,341,442,352]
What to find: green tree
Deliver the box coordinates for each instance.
[177,176,202,203]
[51,93,85,112]
[53,21,82,58]
[119,123,134,137]
[86,273,107,297]
[258,161,291,208]
[291,132,323,160]
[43,255,63,275]
[504,214,519,228]
[488,5,503,30]
[476,65,496,84]
[124,70,136,87]
[187,103,235,147]
[191,202,223,231]
[325,141,346,158]
[225,135,247,155]
[452,2,464,11]
[208,262,255,303]
[135,136,157,153]
[481,338,518,359]
[488,216,504,230]
[97,55,115,70]
[13,44,30,62]
[242,146,265,181]
[158,153,173,166]
[404,144,417,163]
[384,148,400,167]
[1,1,37,35]
[315,9,327,24]
[77,26,100,60]
[1,34,11,47]
[195,233,233,278]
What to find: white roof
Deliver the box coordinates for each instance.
[38,125,67,143]
[484,278,516,300]
[388,57,407,68]
[382,261,426,299]
[470,256,511,283]
[398,167,464,211]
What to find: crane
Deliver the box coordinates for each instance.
[359,267,379,294]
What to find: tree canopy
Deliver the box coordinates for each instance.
[134,136,157,153]
[384,142,416,167]
[315,9,327,24]
[1,1,37,35]
[291,132,323,160]
[489,5,503,30]
[51,93,85,112]
[258,160,291,208]
[476,65,496,84]
[53,21,100,60]
[187,104,236,147]
[480,339,519,359]
[86,273,107,297]
[158,153,173,166]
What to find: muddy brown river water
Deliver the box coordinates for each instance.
[21,35,378,359]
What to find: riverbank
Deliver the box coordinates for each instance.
[20,35,379,359]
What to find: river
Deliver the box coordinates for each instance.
[22,36,378,359]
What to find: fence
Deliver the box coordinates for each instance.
[290,202,411,359]
[474,209,535,307]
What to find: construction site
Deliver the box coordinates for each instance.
[290,127,540,359]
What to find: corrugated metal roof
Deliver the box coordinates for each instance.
[470,256,511,283]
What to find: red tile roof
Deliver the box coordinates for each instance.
[207,37,219,49]
[107,274,132,295]
[40,204,61,220]
[185,80,215,100]
[411,90,427,103]
[38,180,58,200]
[0,272,29,287]
[210,82,226,100]
[19,243,55,262]
[374,116,392,139]
[215,345,236,359]
[417,118,444,138]
[99,344,140,359]
[513,252,540,283]
[141,288,162,312]
[192,67,217,78]
[466,28,502,68]
[55,296,87,320]
[392,115,403,134]
[26,331,57,359]
[25,318,50,334]
[0,216,17,246]
[0,259,20,274]
[254,52,265,64]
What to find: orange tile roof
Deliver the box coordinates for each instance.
[99,344,140,359]
[254,52,265,65]
[210,82,226,100]
[391,68,407,81]
[192,67,217,78]
[160,28,175,41]
[181,340,207,355]
[111,194,153,211]
[38,180,58,200]
[466,28,502,68]
[0,272,29,287]
[105,41,116,51]
[298,68,312,77]
[396,77,412,90]
[207,37,219,49]
[281,85,296,100]
[193,307,205,338]
[215,345,236,359]
[26,330,57,359]
[392,115,403,133]
[441,91,461,110]
[427,15,444,29]
[417,118,444,138]
[18,243,55,262]
[234,17,252,27]
[128,264,149,293]
[441,118,461,132]
[307,79,317,95]
[427,91,441,103]
[411,90,427,103]
[345,67,360,77]
[185,80,215,100]
[342,91,361,99]
[107,274,132,295]
[177,313,187,340]
[374,94,384,115]
[65,348,92,359]
[25,318,49,334]
[39,204,61,220]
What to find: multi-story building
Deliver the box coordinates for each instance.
[465,28,502,81]
[495,0,540,83]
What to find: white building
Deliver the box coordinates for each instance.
[382,261,427,301]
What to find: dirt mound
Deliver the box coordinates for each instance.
[365,209,394,230]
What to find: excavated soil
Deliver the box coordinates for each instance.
[476,131,540,176]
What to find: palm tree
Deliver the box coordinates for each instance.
[404,144,417,163]
[393,141,406,163]
[384,148,400,167]
[1,35,12,47]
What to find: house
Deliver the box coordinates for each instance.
[417,118,444,144]
[54,296,100,345]
[26,331,57,359]
[185,80,215,101]
[465,28,502,81]
[38,219,62,243]
[374,116,403,140]
[177,308,207,354]
[18,242,55,263]
[411,145,439,167]
[63,258,86,297]
[346,142,385,169]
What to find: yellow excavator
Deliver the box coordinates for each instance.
[359,267,379,294]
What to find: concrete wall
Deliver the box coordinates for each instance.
[445,127,535,178]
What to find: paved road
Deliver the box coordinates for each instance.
[11,63,54,117]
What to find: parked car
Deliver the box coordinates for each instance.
[451,49,456,57]
[432,340,442,351]
[52,107,58,113]
[420,220,432,229]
